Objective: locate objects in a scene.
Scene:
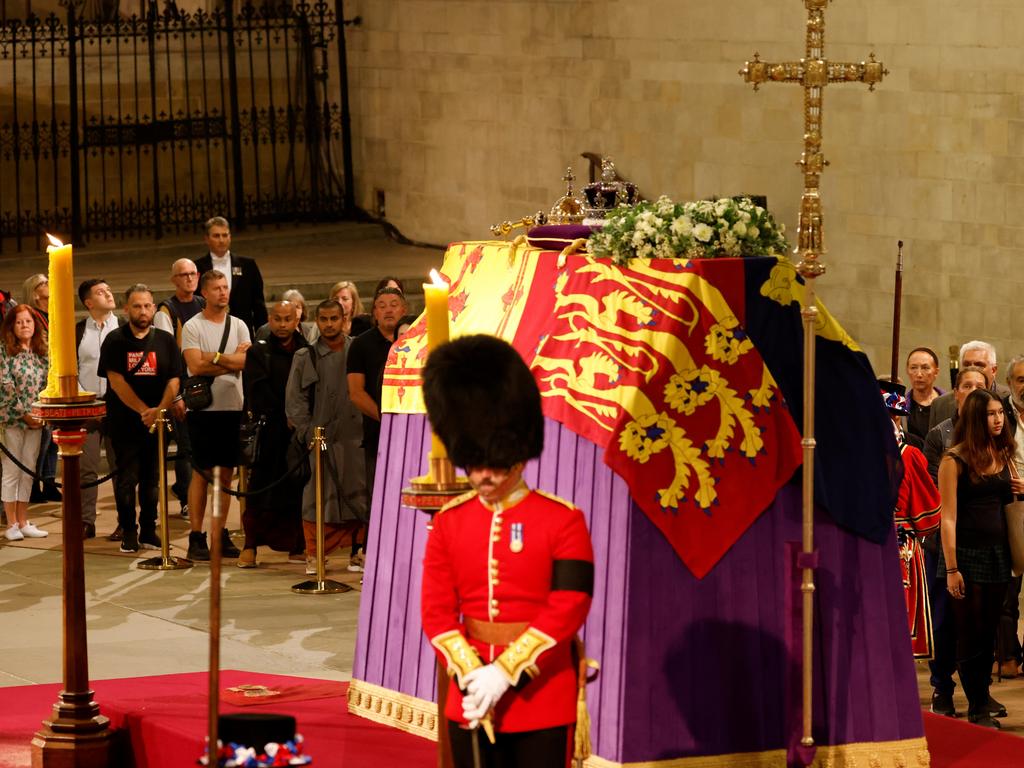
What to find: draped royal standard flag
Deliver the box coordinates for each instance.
[741,256,902,545]
[384,242,810,577]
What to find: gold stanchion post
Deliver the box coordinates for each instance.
[138,409,191,570]
[292,426,351,594]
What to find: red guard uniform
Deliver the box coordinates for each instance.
[894,443,942,659]
[421,484,594,733]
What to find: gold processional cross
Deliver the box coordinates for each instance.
[738,0,886,752]
[739,0,886,278]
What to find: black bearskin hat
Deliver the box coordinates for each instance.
[422,335,544,469]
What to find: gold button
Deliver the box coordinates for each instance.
[490,558,499,566]
[490,599,499,607]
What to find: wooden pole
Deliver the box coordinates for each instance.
[208,469,222,763]
[889,240,904,384]
[31,420,112,768]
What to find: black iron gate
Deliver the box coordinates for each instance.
[0,0,354,252]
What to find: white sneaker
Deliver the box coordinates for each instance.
[4,525,23,541]
[347,553,365,573]
[305,556,328,576]
[19,522,49,538]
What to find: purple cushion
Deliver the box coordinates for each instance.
[526,224,598,251]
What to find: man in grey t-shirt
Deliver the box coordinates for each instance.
[180,269,251,561]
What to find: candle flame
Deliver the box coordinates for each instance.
[429,268,448,287]
[45,233,64,247]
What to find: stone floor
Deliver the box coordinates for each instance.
[0,479,363,688]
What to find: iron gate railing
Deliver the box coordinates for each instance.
[0,0,354,253]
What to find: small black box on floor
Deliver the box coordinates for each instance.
[218,713,296,749]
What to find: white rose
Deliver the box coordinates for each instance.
[732,221,747,237]
[670,215,693,236]
[693,223,713,243]
[714,201,729,217]
[747,225,760,239]
[631,231,647,247]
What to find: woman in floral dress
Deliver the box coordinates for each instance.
[0,304,50,541]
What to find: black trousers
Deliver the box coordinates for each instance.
[951,579,1007,716]
[448,722,570,768]
[110,425,159,533]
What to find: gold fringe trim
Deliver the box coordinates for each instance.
[346,680,930,768]
[582,736,929,768]
[346,678,439,742]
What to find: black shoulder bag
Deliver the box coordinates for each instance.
[181,316,232,411]
[238,340,271,467]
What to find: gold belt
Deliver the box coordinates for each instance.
[464,617,528,646]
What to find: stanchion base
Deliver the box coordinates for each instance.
[291,578,353,594]
[136,556,193,571]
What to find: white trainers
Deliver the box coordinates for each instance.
[4,525,23,541]
[305,556,328,576]
[347,553,365,573]
[19,522,49,538]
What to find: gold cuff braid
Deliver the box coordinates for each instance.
[494,627,556,685]
[431,630,482,687]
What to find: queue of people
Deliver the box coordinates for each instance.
[893,341,1024,729]
[0,216,411,580]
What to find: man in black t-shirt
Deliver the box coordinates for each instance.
[346,286,406,566]
[99,284,183,554]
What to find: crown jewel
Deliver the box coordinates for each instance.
[581,157,641,220]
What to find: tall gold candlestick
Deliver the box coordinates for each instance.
[423,269,450,465]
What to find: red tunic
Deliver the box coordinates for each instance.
[421,486,593,733]
[894,443,942,659]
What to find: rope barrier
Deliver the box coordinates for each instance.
[0,438,117,489]
[0,426,315,497]
[187,441,314,498]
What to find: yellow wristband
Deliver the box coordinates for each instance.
[213,352,222,365]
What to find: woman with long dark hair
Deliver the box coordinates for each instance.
[938,388,1020,727]
[0,305,50,540]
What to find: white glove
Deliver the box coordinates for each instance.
[461,664,511,723]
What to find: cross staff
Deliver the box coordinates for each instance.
[739,0,887,276]
[738,1,886,757]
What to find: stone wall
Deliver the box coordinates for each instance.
[345,0,1024,373]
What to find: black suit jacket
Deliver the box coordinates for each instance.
[195,252,268,334]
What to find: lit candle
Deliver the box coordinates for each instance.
[44,234,78,393]
[423,269,450,461]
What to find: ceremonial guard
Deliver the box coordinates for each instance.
[421,335,594,768]
[882,382,942,658]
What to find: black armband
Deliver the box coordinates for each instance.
[551,559,594,595]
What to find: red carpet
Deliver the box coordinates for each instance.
[923,710,1024,768]
[2,679,1018,768]
[0,671,435,768]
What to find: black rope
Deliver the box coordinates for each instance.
[0,429,314,497]
[187,441,314,498]
[0,438,118,489]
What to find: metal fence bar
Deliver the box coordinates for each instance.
[0,2,351,250]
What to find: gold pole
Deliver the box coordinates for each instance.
[292,426,351,594]
[315,426,325,582]
[208,468,222,761]
[799,286,818,747]
[139,409,191,570]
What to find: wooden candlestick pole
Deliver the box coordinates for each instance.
[30,404,112,768]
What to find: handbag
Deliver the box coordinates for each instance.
[1005,460,1024,576]
[181,316,233,412]
[238,412,265,467]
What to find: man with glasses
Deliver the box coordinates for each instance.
[929,341,1010,430]
[155,258,206,522]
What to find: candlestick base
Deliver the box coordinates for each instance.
[39,375,96,404]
